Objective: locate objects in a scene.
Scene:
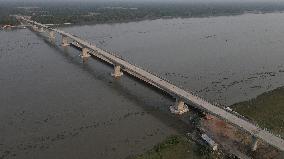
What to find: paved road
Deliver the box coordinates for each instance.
[19,16,284,152]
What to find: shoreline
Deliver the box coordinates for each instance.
[133,86,284,159]
[41,11,284,28]
[232,86,284,138]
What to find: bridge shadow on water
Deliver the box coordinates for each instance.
[31,30,201,137]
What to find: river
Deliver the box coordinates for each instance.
[1,12,284,158]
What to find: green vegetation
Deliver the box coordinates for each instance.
[131,135,220,159]
[0,16,19,26]
[2,1,284,26]
[0,3,21,26]
[233,87,284,137]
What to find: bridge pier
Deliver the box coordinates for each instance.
[111,65,123,78]
[39,27,44,32]
[81,48,91,62]
[170,98,189,115]
[61,35,69,46]
[251,136,259,151]
[49,30,56,41]
[14,17,284,152]
[32,25,38,31]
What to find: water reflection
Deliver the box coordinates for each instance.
[63,12,284,105]
[0,29,191,159]
[1,12,284,158]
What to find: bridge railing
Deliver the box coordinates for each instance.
[19,17,265,119]
[19,16,284,150]
[101,48,260,124]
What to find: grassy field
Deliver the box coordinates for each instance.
[131,135,219,159]
[233,87,284,137]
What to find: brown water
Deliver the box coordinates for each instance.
[0,29,191,159]
[63,12,284,105]
[1,12,284,159]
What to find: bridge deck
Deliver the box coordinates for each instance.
[20,16,284,151]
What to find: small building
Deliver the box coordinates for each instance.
[201,134,218,151]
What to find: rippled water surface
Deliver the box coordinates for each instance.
[0,29,190,159]
[64,12,284,105]
[1,12,284,158]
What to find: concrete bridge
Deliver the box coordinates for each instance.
[16,16,284,152]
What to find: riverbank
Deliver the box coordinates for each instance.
[3,1,284,26]
[132,87,284,159]
[232,86,284,137]
[130,135,221,159]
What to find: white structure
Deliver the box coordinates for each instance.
[61,35,69,46]
[17,16,284,152]
[251,136,259,151]
[202,134,218,151]
[81,48,91,61]
[49,30,55,40]
[111,65,123,78]
[170,98,189,114]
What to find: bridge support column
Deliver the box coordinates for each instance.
[170,98,189,115]
[111,65,123,78]
[61,35,69,46]
[39,27,44,32]
[49,30,55,41]
[32,25,38,31]
[81,48,91,58]
[251,136,259,151]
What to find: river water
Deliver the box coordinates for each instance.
[1,12,284,158]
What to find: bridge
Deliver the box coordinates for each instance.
[16,16,284,152]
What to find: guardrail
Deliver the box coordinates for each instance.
[18,16,284,152]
